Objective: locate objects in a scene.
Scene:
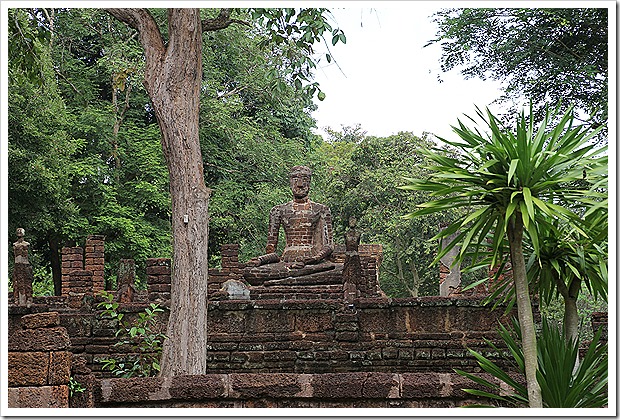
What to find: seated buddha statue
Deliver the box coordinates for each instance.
[243,165,337,284]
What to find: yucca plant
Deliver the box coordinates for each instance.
[457,318,608,408]
[483,206,608,346]
[400,104,606,407]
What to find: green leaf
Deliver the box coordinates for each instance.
[507,159,519,185]
[505,201,517,226]
[317,91,326,101]
[519,201,529,230]
[522,186,535,217]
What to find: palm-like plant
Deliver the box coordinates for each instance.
[401,104,605,407]
[457,318,608,408]
[487,207,608,345]
[531,209,607,343]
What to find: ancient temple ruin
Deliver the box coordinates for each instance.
[7,227,607,408]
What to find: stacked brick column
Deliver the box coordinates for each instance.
[85,235,105,293]
[591,312,608,342]
[359,244,383,297]
[146,258,172,302]
[61,246,84,296]
[8,312,72,408]
[220,244,242,280]
[209,244,247,297]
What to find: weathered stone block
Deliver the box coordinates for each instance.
[146,266,171,275]
[147,275,171,285]
[148,283,171,292]
[20,312,60,329]
[335,331,359,342]
[311,372,365,398]
[414,348,432,359]
[99,377,165,403]
[169,375,228,400]
[8,385,69,408]
[401,373,442,399]
[230,373,302,399]
[146,258,170,267]
[295,312,334,332]
[334,321,358,332]
[48,351,72,385]
[65,253,83,261]
[8,351,49,386]
[9,327,71,352]
[431,348,446,359]
[245,311,295,333]
[59,313,93,337]
[362,372,399,398]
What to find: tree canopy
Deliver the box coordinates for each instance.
[427,8,608,133]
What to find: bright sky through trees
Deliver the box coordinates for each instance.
[311,4,508,138]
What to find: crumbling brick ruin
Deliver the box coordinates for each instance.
[7,231,606,409]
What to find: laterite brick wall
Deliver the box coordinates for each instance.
[8,312,72,408]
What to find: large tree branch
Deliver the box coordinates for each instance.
[201,8,250,32]
[105,8,165,59]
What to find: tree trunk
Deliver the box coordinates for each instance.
[507,213,543,408]
[563,280,581,345]
[106,8,210,376]
[408,258,421,297]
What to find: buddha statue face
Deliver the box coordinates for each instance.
[289,166,312,200]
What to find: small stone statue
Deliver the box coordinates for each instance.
[244,166,335,283]
[344,216,361,255]
[12,228,33,306]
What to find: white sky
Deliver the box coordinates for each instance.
[310,4,509,139]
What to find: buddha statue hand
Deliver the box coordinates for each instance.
[289,261,306,269]
[248,252,280,267]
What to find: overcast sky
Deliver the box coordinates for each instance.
[311,4,508,139]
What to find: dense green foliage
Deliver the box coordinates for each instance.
[8,8,464,299]
[7,8,323,290]
[428,8,608,134]
[312,129,466,297]
[9,8,608,313]
[457,318,608,408]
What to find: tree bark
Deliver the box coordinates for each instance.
[106,8,210,376]
[507,213,543,408]
[553,273,580,345]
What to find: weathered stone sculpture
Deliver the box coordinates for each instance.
[12,228,33,306]
[116,259,136,303]
[343,217,362,301]
[438,226,461,297]
[244,166,336,284]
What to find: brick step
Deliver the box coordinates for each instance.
[251,293,343,301]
